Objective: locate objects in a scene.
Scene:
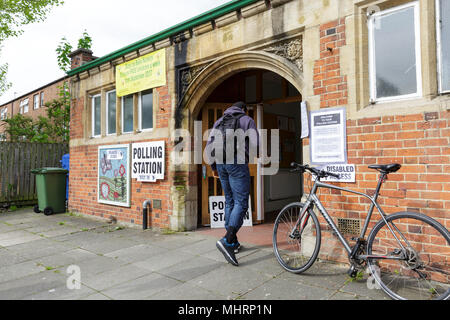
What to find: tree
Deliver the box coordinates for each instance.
[0,0,64,97]
[56,30,92,72]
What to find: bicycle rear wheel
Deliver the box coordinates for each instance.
[367,212,450,300]
[273,202,321,273]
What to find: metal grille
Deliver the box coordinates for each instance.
[337,218,361,235]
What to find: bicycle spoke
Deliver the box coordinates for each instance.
[368,212,450,300]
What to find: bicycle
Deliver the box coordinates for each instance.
[273,162,450,300]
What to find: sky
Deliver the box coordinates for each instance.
[0,0,230,105]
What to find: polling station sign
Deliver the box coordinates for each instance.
[116,49,166,97]
[132,141,165,182]
[209,196,253,229]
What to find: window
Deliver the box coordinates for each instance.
[33,94,39,110]
[92,94,101,137]
[0,108,7,120]
[106,90,117,135]
[139,89,153,131]
[0,133,6,141]
[122,94,134,134]
[437,0,450,93]
[368,2,422,102]
[20,98,29,114]
[40,92,44,106]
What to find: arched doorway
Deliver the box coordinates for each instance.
[179,51,305,228]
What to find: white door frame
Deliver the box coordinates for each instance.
[256,103,264,222]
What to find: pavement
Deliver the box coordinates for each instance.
[0,207,390,300]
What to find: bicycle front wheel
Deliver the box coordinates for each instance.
[273,202,321,274]
[367,211,450,300]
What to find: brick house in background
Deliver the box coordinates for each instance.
[0,77,66,140]
[0,48,95,141]
[66,0,449,264]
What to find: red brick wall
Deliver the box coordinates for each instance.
[308,19,449,265]
[68,83,174,228]
[314,18,348,109]
[315,110,450,263]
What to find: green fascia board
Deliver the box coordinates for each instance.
[67,0,260,77]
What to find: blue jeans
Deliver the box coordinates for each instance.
[216,164,250,233]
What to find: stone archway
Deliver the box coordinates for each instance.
[179,50,305,128]
[170,50,305,231]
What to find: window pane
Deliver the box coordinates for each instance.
[373,6,418,98]
[107,91,116,134]
[93,96,101,136]
[123,95,134,133]
[140,90,153,130]
[262,72,283,100]
[40,92,44,106]
[245,75,257,103]
[34,95,39,109]
[440,0,450,92]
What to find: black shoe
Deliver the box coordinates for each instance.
[234,242,241,254]
[216,239,239,266]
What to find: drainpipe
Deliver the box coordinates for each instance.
[142,200,152,230]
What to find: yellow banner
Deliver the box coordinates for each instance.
[116,49,166,97]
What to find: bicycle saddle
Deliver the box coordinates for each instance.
[368,163,401,173]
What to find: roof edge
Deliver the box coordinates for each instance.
[66,0,261,77]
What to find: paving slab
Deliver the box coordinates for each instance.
[0,270,66,300]
[104,244,167,263]
[132,250,194,272]
[80,263,153,291]
[35,248,99,269]
[187,264,274,300]
[101,273,181,300]
[240,277,336,300]
[23,283,97,300]
[148,282,226,300]
[156,256,223,282]
[0,260,46,283]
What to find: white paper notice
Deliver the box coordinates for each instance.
[300,101,309,139]
[310,107,347,164]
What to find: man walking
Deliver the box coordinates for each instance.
[206,101,259,266]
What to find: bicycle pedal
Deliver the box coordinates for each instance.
[347,266,358,278]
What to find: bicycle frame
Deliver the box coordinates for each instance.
[295,173,407,260]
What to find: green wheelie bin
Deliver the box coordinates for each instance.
[31,167,68,215]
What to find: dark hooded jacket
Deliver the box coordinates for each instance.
[206,102,259,171]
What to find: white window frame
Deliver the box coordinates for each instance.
[20,98,29,114]
[106,90,117,136]
[0,108,7,120]
[436,0,450,93]
[138,90,153,132]
[91,94,101,138]
[368,1,422,103]
[121,95,134,134]
[33,94,39,110]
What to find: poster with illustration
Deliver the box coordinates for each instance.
[98,144,130,207]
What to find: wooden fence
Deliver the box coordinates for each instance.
[0,142,69,205]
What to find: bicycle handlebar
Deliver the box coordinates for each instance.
[290,162,340,179]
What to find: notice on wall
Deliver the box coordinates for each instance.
[98,144,130,207]
[116,49,166,97]
[309,107,347,164]
[300,101,309,139]
[209,196,253,229]
[315,164,356,183]
[132,141,165,182]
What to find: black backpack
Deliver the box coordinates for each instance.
[214,113,245,163]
